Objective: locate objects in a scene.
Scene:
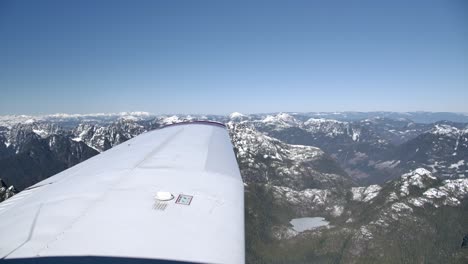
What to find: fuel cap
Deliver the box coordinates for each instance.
[155,191,174,201]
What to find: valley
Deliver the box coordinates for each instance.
[0,111,467,263]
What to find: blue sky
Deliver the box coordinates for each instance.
[0,0,467,115]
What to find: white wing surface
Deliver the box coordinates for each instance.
[0,122,245,264]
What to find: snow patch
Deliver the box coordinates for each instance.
[331,205,344,217]
[229,112,245,119]
[449,160,465,169]
[391,202,413,213]
[408,197,431,207]
[303,118,350,138]
[351,185,381,202]
[374,160,400,169]
[358,226,373,240]
[424,188,448,199]
[273,186,330,206]
[32,129,48,138]
[262,113,298,128]
[161,115,180,125]
[400,168,436,196]
[430,124,460,137]
[352,129,360,141]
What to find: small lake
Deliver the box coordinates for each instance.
[290,217,329,232]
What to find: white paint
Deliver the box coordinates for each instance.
[0,123,245,264]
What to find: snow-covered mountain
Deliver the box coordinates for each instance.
[386,122,468,179]
[259,113,301,129]
[1,112,468,263]
[249,168,468,263]
[0,123,98,190]
[0,112,155,128]
[1,112,466,189]
[228,122,352,190]
[293,111,468,123]
[249,116,434,184]
[337,168,468,263]
[72,120,148,152]
[229,112,249,122]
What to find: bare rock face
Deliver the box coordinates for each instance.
[0,179,16,202]
[462,234,468,248]
[228,122,352,190]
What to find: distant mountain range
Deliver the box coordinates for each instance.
[0,111,467,263]
[1,111,468,127]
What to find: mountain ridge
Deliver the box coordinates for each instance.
[0,112,467,263]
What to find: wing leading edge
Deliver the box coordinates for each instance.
[0,122,245,264]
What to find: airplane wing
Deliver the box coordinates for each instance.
[0,122,245,264]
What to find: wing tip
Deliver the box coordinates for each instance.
[161,121,226,129]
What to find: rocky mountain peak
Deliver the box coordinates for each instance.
[261,113,299,128]
[399,168,437,197]
[302,118,354,138]
[228,122,352,190]
[229,112,245,119]
[429,124,468,137]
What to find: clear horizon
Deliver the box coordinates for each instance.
[1,0,467,115]
[1,110,468,117]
